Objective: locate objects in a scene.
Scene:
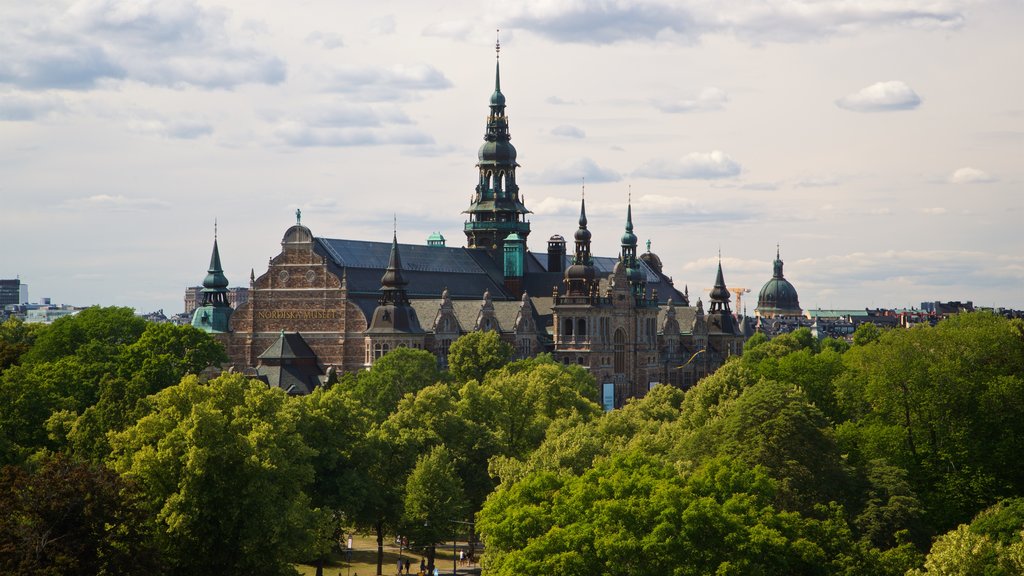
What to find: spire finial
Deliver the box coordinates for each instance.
[496,29,500,58]
[295,208,301,224]
[628,184,631,204]
[646,239,651,253]
[777,242,780,260]
[214,218,218,240]
[581,176,585,199]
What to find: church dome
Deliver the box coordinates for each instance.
[756,250,802,317]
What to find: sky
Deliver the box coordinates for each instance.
[1,0,1022,315]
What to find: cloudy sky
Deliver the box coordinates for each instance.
[2,0,1021,314]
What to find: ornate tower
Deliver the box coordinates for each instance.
[620,198,645,297]
[191,225,234,333]
[464,35,531,253]
[564,195,596,297]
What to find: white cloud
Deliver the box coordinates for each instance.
[551,124,585,138]
[61,194,171,212]
[922,207,947,215]
[633,150,741,179]
[0,1,284,90]
[320,64,452,100]
[795,176,839,188]
[651,87,728,113]
[506,0,967,45]
[836,81,921,112]
[530,196,582,217]
[126,116,213,139]
[270,102,427,147]
[370,15,396,35]
[0,91,66,121]
[421,19,473,40]
[950,167,996,184]
[306,31,345,49]
[546,95,578,105]
[532,157,621,184]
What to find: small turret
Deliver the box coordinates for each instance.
[191,223,234,333]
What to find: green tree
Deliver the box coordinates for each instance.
[0,453,158,575]
[0,317,40,371]
[23,306,146,365]
[447,331,513,384]
[402,445,468,572]
[837,313,1024,530]
[352,347,442,419]
[109,373,315,576]
[290,385,372,573]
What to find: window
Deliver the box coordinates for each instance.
[614,329,626,374]
[577,318,587,337]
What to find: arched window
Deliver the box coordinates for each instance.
[564,318,574,337]
[577,318,587,337]
[614,329,626,374]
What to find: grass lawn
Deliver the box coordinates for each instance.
[295,533,481,576]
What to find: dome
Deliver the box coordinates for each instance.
[639,251,663,274]
[565,262,595,283]
[756,252,802,317]
[620,229,637,246]
[490,89,506,107]
[549,234,566,243]
[574,226,591,243]
[477,139,517,163]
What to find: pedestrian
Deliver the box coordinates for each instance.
[404,558,410,574]
[419,558,425,574]
[397,558,403,575]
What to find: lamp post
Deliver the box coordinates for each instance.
[449,519,474,576]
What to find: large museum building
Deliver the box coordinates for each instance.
[190,48,747,408]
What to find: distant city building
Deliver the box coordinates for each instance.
[184,285,248,314]
[0,279,21,308]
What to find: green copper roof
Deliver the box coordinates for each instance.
[203,238,229,290]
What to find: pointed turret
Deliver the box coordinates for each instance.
[709,258,731,314]
[378,232,409,306]
[620,195,644,296]
[565,193,596,296]
[366,231,422,335]
[192,225,234,333]
[464,33,531,252]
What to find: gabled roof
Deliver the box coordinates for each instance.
[258,331,318,361]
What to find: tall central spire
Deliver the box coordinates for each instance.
[464,32,531,254]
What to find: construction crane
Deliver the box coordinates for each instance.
[731,287,751,314]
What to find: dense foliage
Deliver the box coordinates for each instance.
[1,308,1022,574]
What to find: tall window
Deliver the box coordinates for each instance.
[614,329,626,374]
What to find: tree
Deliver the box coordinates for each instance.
[478,451,875,576]
[447,331,513,384]
[479,355,600,459]
[0,317,40,371]
[109,373,315,576]
[402,446,468,572]
[23,307,146,365]
[352,347,442,419]
[836,313,1024,530]
[0,453,158,575]
[290,385,372,573]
